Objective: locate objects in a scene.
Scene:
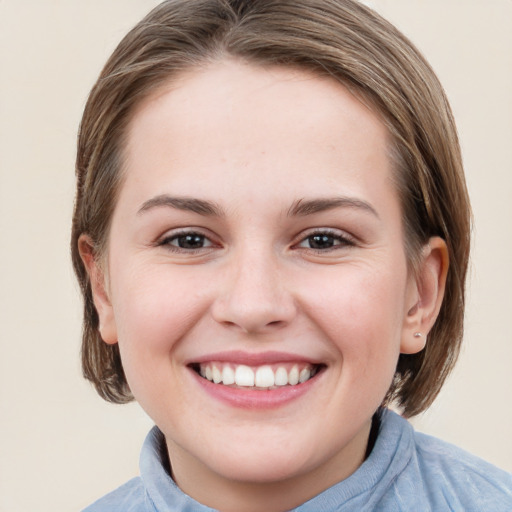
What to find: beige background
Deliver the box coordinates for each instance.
[0,1,511,511]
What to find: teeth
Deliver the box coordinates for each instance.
[288,365,299,385]
[197,362,318,389]
[235,365,255,386]
[299,368,311,383]
[222,366,235,385]
[274,367,288,386]
[212,365,222,384]
[255,365,275,387]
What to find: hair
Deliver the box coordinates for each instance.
[72,0,471,417]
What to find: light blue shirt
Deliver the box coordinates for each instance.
[83,409,512,511]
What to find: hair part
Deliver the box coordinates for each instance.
[72,0,471,417]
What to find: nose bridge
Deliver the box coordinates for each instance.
[212,241,295,333]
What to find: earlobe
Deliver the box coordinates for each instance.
[78,234,118,345]
[401,237,449,354]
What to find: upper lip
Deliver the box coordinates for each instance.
[187,350,324,367]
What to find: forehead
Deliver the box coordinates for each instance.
[121,59,395,211]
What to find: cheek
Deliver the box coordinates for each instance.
[109,264,210,375]
[303,264,406,371]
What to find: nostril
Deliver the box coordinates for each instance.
[210,287,297,333]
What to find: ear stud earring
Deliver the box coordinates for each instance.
[413,332,422,338]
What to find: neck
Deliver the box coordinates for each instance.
[165,422,372,512]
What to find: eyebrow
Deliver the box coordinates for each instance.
[287,197,379,218]
[137,194,378,219]
[138,195,224,216]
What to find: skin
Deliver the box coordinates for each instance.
[80,59,448,512]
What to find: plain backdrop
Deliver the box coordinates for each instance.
[0,1,511,511]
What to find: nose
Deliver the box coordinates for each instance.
[211,248,297,334]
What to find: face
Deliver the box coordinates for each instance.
[88,60,429,506]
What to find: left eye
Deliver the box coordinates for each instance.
[164,232,213,250]
[297,232,352,250]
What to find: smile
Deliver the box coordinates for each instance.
[193,362,321,390]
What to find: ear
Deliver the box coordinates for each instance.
[78,234,118,345]
[401,236,449,354]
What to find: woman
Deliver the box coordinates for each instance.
[72,0,512,510]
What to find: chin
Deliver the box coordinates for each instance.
[199,429,326,484]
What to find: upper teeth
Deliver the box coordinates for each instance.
[198,363,316,389]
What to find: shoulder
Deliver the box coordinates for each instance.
[411,426,512,510]
[82,477,148,512]
[367,410,512,511]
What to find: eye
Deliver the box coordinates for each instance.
[160,231,214,251]
[296,230,355,251]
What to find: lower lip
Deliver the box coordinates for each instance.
[190,368,322,410]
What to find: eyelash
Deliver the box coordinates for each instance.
[157,228,355,253]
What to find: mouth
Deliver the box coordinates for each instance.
[190,361,324,391]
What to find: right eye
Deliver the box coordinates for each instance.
[159,231,214,251]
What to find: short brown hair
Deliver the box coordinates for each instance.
[72,0,471,417]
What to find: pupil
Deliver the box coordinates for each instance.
[310,234,334,249]
[178,234,204,249]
